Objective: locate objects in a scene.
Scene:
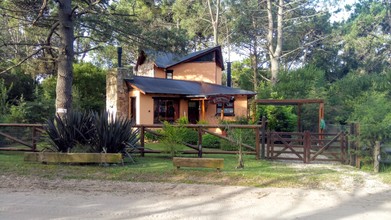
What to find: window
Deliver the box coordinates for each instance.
[166,70,173,79]
[216,101,234,116]
[193,53,214,62]
[153,98,179,123]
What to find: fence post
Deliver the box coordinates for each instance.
[374,141,381,173]
[198,126,203,158]
[32,127,37,152]
[304,131,310,163]
[255,126,260,160]
[261,116,266,159]
[349,123,360,167]
[140,126,145,157]
[267,129,271,158]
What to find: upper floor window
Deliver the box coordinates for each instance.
[193,53,214,62]
[166,70,173,79]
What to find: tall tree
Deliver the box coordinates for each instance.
[0,0,187,116]
[228,0,268,91]
[267,0,283,85]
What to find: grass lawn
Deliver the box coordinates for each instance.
[0,149,360,189]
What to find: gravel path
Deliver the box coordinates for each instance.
[1,164,391,220]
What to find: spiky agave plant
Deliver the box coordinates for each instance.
[45,111,95,152]
[91,111,139,153]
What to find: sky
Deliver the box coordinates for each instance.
[329,0,358,23]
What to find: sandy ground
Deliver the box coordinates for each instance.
[1,164,391,220]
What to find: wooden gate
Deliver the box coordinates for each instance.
[267,131,348,163]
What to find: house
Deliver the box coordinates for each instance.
[106,46,256,125]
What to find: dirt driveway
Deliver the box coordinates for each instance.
[1,164,391,220]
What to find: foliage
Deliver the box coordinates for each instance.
[227,128,245,169]
[161,121,185,157]
[91,112,139,154]
[202,134,220,149]
[275,65,326,99]
[349,91,391,147]
[45,111,95,153]
[40,62,107,112]
[0,79,12,118]
[45,111,139,154]
[0,69,36,103]
[6,96,29,123]
[73,63,106,112]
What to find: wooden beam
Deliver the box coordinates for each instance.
[255,99,324,105]
[173,157,224,170]
[201,99,205,121]
[0,131,33,148]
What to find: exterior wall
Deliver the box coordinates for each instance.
[132,93,186,125]
[126,92,249,125]
[179,99,188,118]
[171,62,222,85]
[136,60,222,85]
[204,95,249,124]
[136,62,154,77]
[154,67,166,78]
[106,68,132,119]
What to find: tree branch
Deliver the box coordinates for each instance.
[32,0,48,26]
[0,48,44,74]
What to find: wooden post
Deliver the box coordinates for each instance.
[318,102,324,140]
[344,132,348,164]
[201,99,205,121]
[304,131,311,163]
[255,126,260,160]
[374,141,381,173]
[355,124,361,168]
[261,116,266,159]
[32,127,37,152]
[340,132,346,164]
[349,124,356,166]
[267,129,271,159]
[297,104,302,132]
[140,126,145,157]
[198,126,203,158]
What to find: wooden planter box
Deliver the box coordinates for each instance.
[173,157,224,171]
[24,152,123,164]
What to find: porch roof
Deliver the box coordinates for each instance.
[125,76,256,98]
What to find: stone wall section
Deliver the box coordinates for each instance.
[106,68,132,119]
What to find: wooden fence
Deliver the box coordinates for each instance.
[135,120,267,160]
[0,124,45,151]
[0,120,350,164]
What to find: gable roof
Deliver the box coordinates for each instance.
[137,46,224,71]
[125,76,255,98]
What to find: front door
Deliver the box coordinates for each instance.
[188,101,199,124]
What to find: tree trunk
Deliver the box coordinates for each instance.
[207,0,220,46]
[56,0,74,117]
[267,0,284,86]
[270,57,279,84]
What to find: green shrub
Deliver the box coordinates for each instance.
[202,134,220,149]
[220,139,237,151]
[162,121,185,157]
[144,129,163,142]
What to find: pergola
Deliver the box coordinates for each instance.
[255,99,325,134]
